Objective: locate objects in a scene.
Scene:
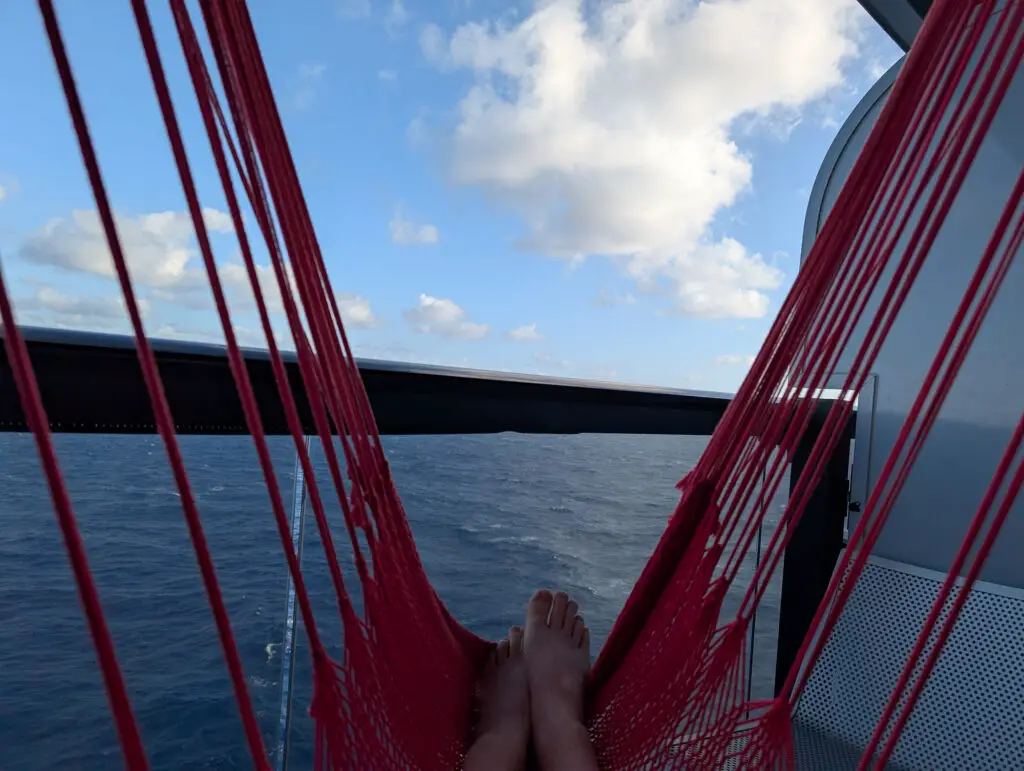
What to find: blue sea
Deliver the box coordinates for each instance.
[0,433,786,770]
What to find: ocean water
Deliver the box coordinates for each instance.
[0,433,786,770]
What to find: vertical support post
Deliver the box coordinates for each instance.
[774,405,853,696]
[276,437,310,771]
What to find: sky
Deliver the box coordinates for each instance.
[0,0,902,394]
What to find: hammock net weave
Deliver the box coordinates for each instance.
[1,0,1022,768]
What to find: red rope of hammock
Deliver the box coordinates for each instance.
[0,0,1020,768]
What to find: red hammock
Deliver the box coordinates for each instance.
[1,0,1022,768]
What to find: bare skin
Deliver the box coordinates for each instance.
[524,589,599,771]
[464,591,599,771]
[464,626,530,771]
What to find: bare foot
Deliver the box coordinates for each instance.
[524,590,599,771]
[464,627,530,771]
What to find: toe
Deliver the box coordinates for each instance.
[526,589,554,628]
[571,614,585,646]
[550,591,570,628]
[497,638,511,662]
[581,627,591,655]
[509,626,524,657]
[564,600,579,631]
[548,593,573,626]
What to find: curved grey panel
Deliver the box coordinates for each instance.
[799,13,1024,587]
[801,58,903,262]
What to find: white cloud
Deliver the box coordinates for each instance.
[338,0,371,20]
[389,211,439,245]
[403,294,489,339]
[13,284,149,332]
[378,69,398,82]
[420,23,447,64]
[336,293,378,328]
[152,322,282,350]
[715,353,756,366]
[294,62,327,110]
[16,213,377,332]
[150,288,212,311]
[858,22,902,86]
[386,0,410,31]
[658,237,781,318]
[508,323,543,341]
[12,282,291,349]
[12,207,374,338]
[218,260,379,328]
[423,0,864,317]
[406,116,427,146]
[592,289,635,308]
[0,173,18,204]
[202,209,234,233]
[219,261,291,314]
[533,351,570,372]
[19,208,233,291]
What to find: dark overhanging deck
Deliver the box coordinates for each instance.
[856,0,929,52]
[0,327,733,436]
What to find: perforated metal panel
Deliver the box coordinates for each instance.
[792,557,1024,770]
[791,721,905,771]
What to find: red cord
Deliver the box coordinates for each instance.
[9,0,1019,768]
[0,271,149,769]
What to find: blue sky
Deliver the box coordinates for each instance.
[0,0,901,393]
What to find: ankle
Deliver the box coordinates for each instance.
[531,699,583,729]
[531,713,593,761]
[464,730,526,771]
